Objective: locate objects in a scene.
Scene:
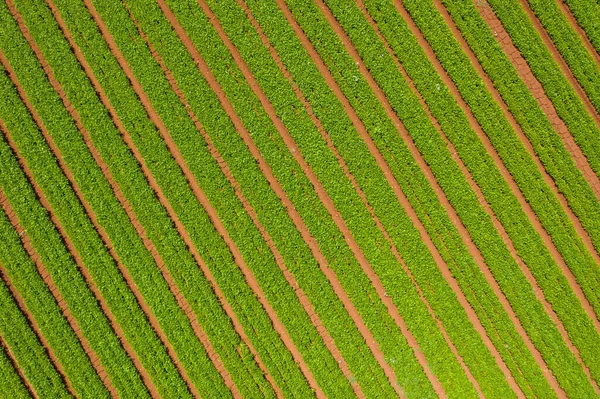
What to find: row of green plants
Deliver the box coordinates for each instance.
[13,0,258,397]
[0,65,150,399]
[424,0,600,384]
[564,0,600,57]
[482,0,600,250]
[0,334,31,399]
[167,0,448,395]
[260,0,520,395]
[161,0,426,395]
[99,0,375,395]
[0,171,109,398]
[0,223,71,398]
[0,3,181,396]
[62,0,331,395]
[357,0,600,396]
[525,0,600,117]
[196,0,511,395]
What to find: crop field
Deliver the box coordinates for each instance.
[2,0,600,397]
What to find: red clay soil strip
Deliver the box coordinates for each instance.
[302,0,500,396]
[0,185,118,398]
[388,1,599,396]
[45,2,239,397]
[513,1,600,202]
[477,1,600,216]
[517,0,600,127]
[0,199,77,398]
[0,332,37,398]
[432,0,600,334]
[5,5,193,396]
[0,44,159,399]
[237,1,450,397]
[556,0,600,65]
[364,1,574,396]
[81,1,285,397]
[134,11,338,398]
[197,1,429,396]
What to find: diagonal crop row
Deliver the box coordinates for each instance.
[0,182,109,398]
[525,0,600,118]
[9,0,248,397]
[0,65,150,399]
[0,337,31,399]
[1,5,193,395]
[436,0,600,332]
[0,8,174,398]
[480,0,600,244]
[257,0,524,395]
[100,0,440,395]
[101,0,386,395]
[358,0,600,396]
[60,0,335,395]
[12,0,286,396]
[194,0,516,395]
[0,234,70,398]
[563,0,600,57]
[164,0,485,395]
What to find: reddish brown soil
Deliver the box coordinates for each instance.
[518,0,600,127]
[432,0,600,334]
[0,186,117,398]
[0,194,77,397]
[84,0,291,396]
[433,0,600,395]
[197,0,429,395]
[0,59,154,398]
[557,0,600,65]
[474,1,600,263]
[0,334,36,397]
[393,1,600,396]
[373,0,580,395]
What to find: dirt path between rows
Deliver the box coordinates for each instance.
[557,0,600,66]
[0,59,153,397]
[200,0,437,395]
[0,193,78,398]
[517,0,600,128]
[0,185,117,398]
[5,5,201,396]
[383,0,586,395]
[0,331,37,397]
[432,0,600,394]
[432,0,600,334]
[44,2,242,397]
[474,1,600,262]
[400,0,599,388]
[85,0,292,396]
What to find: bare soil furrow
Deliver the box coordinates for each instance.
[0,72,154,399]
[475,1,600,257]
[556,0,600,64]
[432,0,600,336]
[392,1,600,394]
[198,0,435,395]
[239,0,451,396]
[354,4,535,397]
[0,187,116,397]
[0,43,159,397]
[43,3,237,397]
[83,1,284,396]
[517,0,600,127]
[0,334,36,398]
[368,1,579,395]
[0,213,76,397]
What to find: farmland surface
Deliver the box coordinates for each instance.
[1,0,600,397]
